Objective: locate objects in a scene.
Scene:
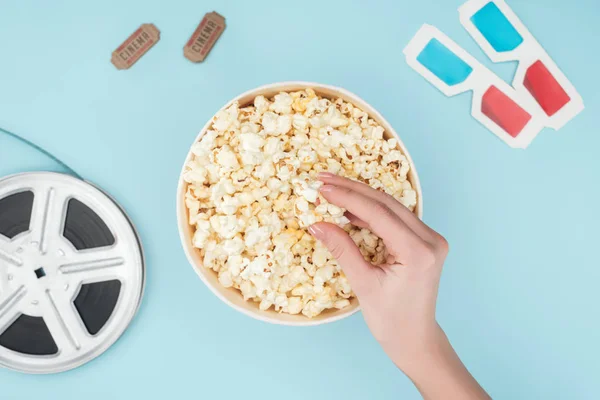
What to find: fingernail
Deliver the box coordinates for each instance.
[320,185,335,193]
[308,224,325,239]
[318,172,335,179]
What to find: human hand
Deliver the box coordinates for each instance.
[308,173,489,400]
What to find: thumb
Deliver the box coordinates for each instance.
[308,222,375,296]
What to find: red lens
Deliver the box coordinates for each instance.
[524,60,571,117]
[481,85,532,137]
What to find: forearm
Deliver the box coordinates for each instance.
[395,326,491,400]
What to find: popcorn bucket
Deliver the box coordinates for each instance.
[176,82,423,326]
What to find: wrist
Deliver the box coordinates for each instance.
[394,325,490,400]
[391,323,448,377]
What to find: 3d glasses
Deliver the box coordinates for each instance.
[404,24,544,149]
[460,0,584,130]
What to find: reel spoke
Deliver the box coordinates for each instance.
[0,286,26,334]
[29,186,69,255]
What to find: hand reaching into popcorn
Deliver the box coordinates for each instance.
[309,173,490,400]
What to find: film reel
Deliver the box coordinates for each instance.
[0,172,144,374]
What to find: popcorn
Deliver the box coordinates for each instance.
[270,93,293,114]
[327,204,344,218]
[276,115,292,135]
[183,163,208,185]
[244,219,271,252]
[260,111,276,133]
[254,95,270,115]
[276,164,294,181]
[251,187,270,202]
[216,146,240,170]
[302,300,324,318]
[218,270,234,288]
[222,236,244,256]
[226,255,247,277]
[209,215,239,239]
[274,294,288,310]
[294,198,310,214]
[292,283,313,297]
[314,265,335,288]
[240,133,265,153]
[287,296,303,314]
[192,220,211,248]
[184,89,418,318]
[312,246,329,267]
[241,254,271,279]
[212,112,233,132]
[334,299,351,309]
[239,280,257,300]
[237,192,254,206]
[297,146,318,164]
[241,151,264,166]
[264,137,283,158]
[253,161,276,181]
[292,114,309,132]
[290,133,309,148]
[250,275,271,297]
[266,177,283,192]
[399,189,417,210]
[382,150,403,165]
[323,105,348,128]
[218,195,239,215]
[259,298,273,311]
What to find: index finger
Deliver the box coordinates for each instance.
[318,173,436,242]
[319,184,424,262]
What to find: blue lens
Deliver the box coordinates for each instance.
[416,38,473,86]
[471,2,523,52]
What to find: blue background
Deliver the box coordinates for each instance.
[0,0,598,398]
